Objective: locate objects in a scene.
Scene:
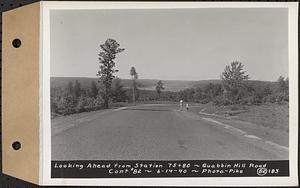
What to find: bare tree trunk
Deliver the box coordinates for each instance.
[132,80,136,105]
[104,86,109,109]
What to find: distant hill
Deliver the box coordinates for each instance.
[51,77,275,92]
[51,77,98,89]
[51,77,221,92]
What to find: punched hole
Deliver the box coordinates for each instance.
[12,141,21,150]
[12,38,21,48]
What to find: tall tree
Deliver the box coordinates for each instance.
[221,61,249,103]
[97,38,124,108]
[130,66,138,105]
[156,80,165,99]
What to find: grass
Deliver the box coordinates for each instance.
[188,102,289,132]
[234,103,289,132]
[186,102,289,146]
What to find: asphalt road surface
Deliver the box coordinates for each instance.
[52,104,288,160]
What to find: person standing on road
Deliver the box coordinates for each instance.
[180,100,183,111]
[186,103,189,111]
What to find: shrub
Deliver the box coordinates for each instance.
[56,94,77,115]
[239,96,254,105]
[275,92,287,102]
[230,106,239,111]
[263,94,276,103]
[76,96,87,113]
[94,95,104,107]
[213,95,232,106]
[201,98,211,104]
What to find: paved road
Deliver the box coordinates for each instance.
[52,104,288,160]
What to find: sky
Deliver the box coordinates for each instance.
[50,8,288,81]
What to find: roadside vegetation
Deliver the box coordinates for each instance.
[51,38,289,118]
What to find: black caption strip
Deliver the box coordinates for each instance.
[51,160,289,178]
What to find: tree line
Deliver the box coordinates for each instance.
[51,38,289,116]
[51,78,128,116]
[173,76,288,106]
[51,74,288,116]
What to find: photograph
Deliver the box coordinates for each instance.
[50,7,290,162]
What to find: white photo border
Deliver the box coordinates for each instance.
[40,1,299,186]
